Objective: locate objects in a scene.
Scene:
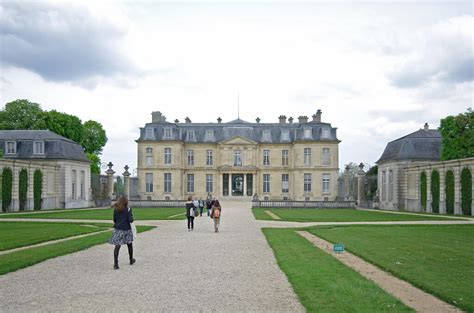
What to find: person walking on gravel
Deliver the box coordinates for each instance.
[108,196,136,270]
[186,196,197,231]
[211,199,222,233]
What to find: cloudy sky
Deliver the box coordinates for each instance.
[1,0,472,174]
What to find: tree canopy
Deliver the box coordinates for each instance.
[0,99,108,173]
[439,108,474,161]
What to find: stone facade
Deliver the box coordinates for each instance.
[137,111,340,201]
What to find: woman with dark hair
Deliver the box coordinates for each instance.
[108,196,136,269]
[211,199,222,233]
[185,195,196,231]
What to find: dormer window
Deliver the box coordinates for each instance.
[205,130,214,141]
[187,130,195,141]
[164,128,172,139]
[304,128,312,139]
[5,141,16,154]
[145,127,154,139]
[33,141,45,155]
[262,130,271,142]
[322,128,331,139]
[281,130,290,141]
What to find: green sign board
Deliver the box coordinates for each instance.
[333,244,345,253]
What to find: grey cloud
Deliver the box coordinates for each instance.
[0,2,140,85]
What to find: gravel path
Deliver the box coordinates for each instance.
[0,201,304,312]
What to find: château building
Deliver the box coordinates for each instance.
[136,110,340,201]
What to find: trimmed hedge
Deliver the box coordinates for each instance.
[1,167,13,212]
[461,168,472,216]
[19,168,28,211]
[34,169,43,211]
[420,171,427,211]
[431,170,440,213]
[445,170,455,214]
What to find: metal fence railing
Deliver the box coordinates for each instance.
[252,200,356,209]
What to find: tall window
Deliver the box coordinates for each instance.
[145,128,153,139]
[263,150,270,166]
[282,130,290,141]
[234,150,242,166]
[164,128,172,139]
[282,150,289,166]
[164,148,172,165]
[382,171,386,201]
[164,173,171,193]
[187,174,194,193]
[304,173,311,192]
[80,171,85,199]
[145,147,153,167]
[304,148,312,165]
[6,141,16,154]
[262,130,271,141]
[187,149,194,166]
[263,174,270,193]
[282,174,289,193]
[33,141,44,155]
[304,129,312,139]
[206,150,213,166]
[323,173,330,193]
[206,174,213,193]
[187,131,195,141]
[146,173,153,192]
[389,170,393,201]
[323,148,330,165]
[322,128,331,139]
[205,130,214,141]
[71,170,77,199]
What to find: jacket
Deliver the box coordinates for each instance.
[113,208,133,230]
[186,201,196,217]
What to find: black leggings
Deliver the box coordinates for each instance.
[187,216,194,229]
[114,243,133,263]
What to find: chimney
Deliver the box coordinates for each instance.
[185,117,191,123]
[278,115,287,124]
[298,116,308,123]
[217,117,222,124]
[152,111,164,123]
[288,117,293,124]
[424,122,429,130]
[312,109,322,122]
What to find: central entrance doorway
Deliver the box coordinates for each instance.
[222,173,254,197]
[232,174,244,196]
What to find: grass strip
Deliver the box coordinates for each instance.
[262,228,413,312]
[253,208,460,222]
[0,225,154,276]
[308,224,474,312]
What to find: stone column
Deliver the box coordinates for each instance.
[439,168,446,214]
[426,168,432,213]
[357,163,365,207]
[123,165,131,198]
[106,162,115,200]
[243,174,247,196]
[228,174,232,197]
[454,167,461,215]
[344,165,351,200]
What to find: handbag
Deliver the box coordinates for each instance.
[128,207,137,239]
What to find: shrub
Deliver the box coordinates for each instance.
[430,170,440,213]
[33,169,43,211]
[461,168,472,216]
[19,168,28,211]
[445,170,455,214]
[1,167,13,212]
[420,171,427,211]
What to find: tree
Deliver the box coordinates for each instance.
[0,99,46,130]
[44,110,84,144]
[33,169,43,210]
[86,152,101,174]
[81,120,108,154]
[19,168,28,211]
[439,108,474,160]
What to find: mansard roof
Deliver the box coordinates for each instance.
[136,119,340,144]
[376,128,441,164]
[0,130,89,162]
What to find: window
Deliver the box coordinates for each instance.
[187,149,194,166]
[304,129,312,139]
[164,128,172,139]
[382,171,386,201]
[262,130,271,141]
[206,174,213,193]
[80,171,85,199]
[282,150,289,166]
[263,150,270,166]
[389,170,393,201]
[304,148,311,165]
[282,174,289,193]
[323,173,330,193]
[187,130,195,141]
[282,130,290,141]
[33,141,44,155]
[205,130,214,141]
[145,128,154,139]
[146,147,153,154]
[304,173,311,192]
[71,170,77,199]
[164,173,172,193]
[322,128,331,139]
[5,141,16,154]
[206,150,213,166]
[234,150,242,166]
[323,148,330,166]
[146,173,153,192]
[187,174,194,193]
[263,174,270,193]
[164,148,172,165]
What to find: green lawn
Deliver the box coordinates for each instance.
[0,225,154,275]
[263,228,413,312]
[0,207,186,220]
[308,225,474,312]
[253,208,460,222]
[0,222,110,251]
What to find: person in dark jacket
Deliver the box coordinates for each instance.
[185,195,196,231]
[108,196,136,269]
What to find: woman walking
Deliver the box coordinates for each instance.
[186,196,196,231]
[211,199,222,233]
[108,196,136,270]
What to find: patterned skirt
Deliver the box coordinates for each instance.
[108,229,134,246]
